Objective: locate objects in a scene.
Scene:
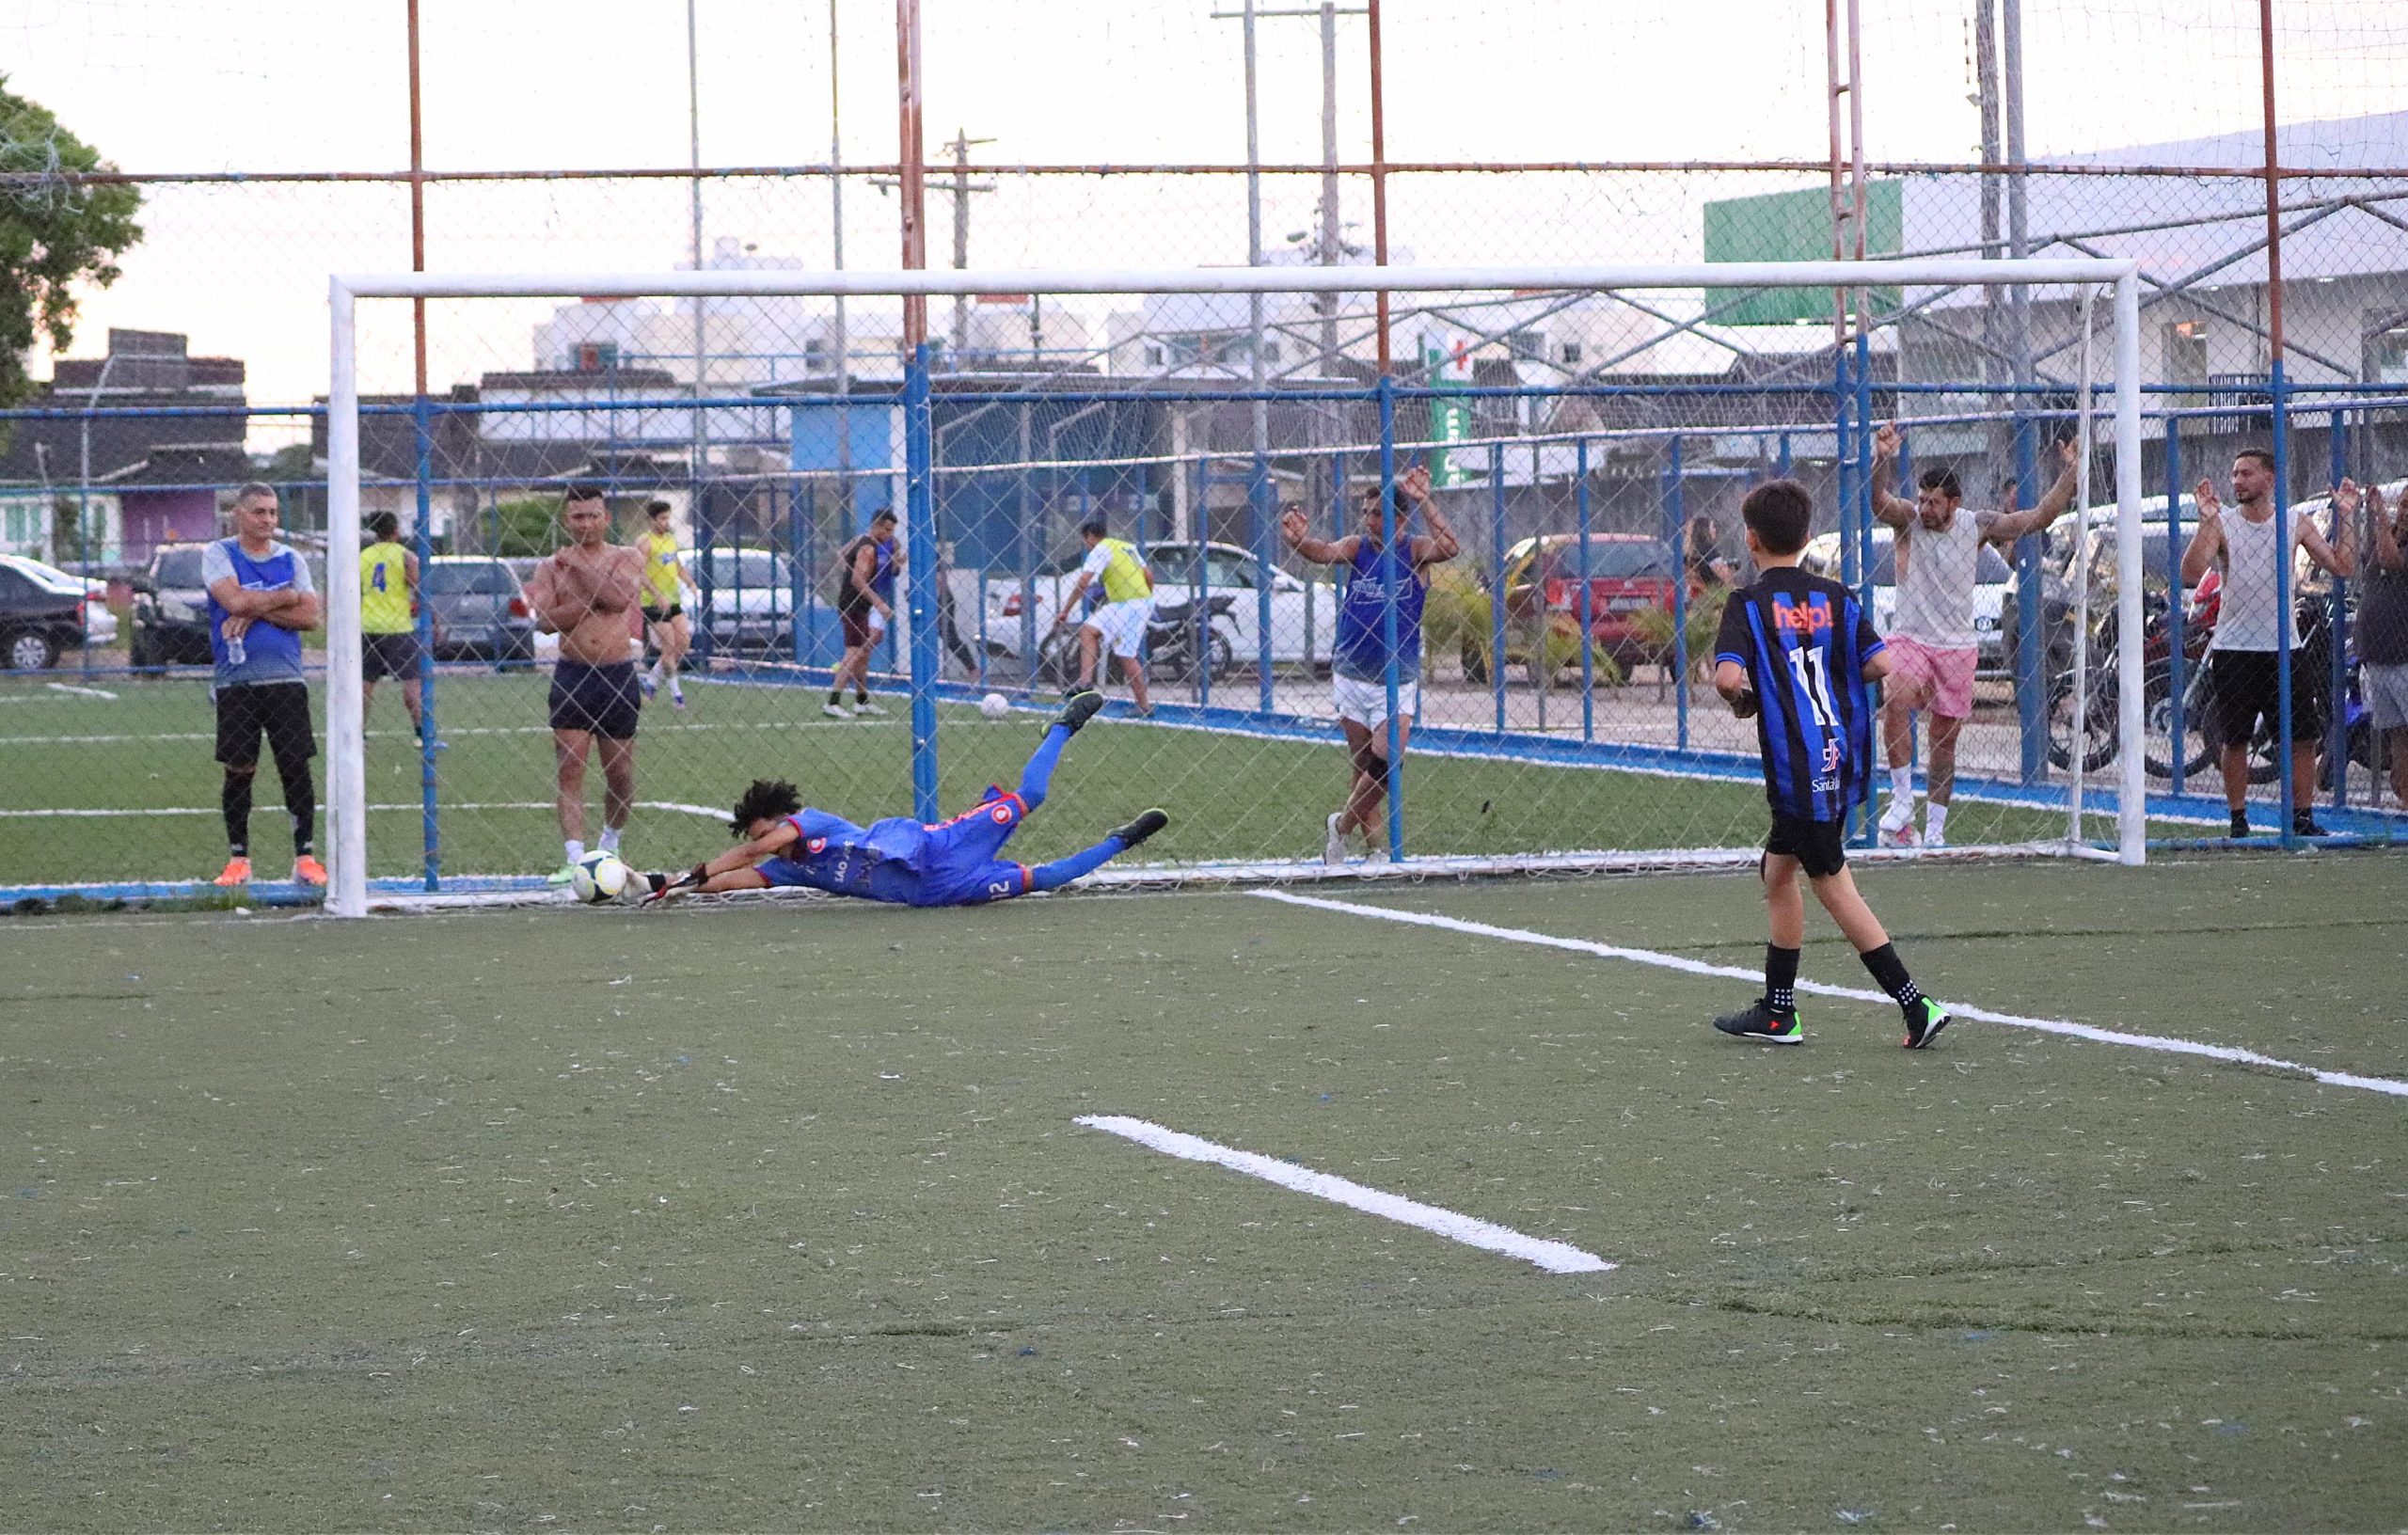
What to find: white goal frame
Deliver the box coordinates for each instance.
[325,259,2147,918]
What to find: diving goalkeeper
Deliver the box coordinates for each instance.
[638,690,1166,907]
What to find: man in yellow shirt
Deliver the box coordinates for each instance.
[1049,516,1154,715]
[637,499,698,710]
[360,511,436,747]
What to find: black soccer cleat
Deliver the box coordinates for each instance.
[1054,688,1106,736]
[1713,998,1803,1045]
[2292,815,2331,838]
[1902,996,1953,1050]
[1108,808,1169,849]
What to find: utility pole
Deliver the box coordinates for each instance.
[1973,0,2004,478]
[893,0,928,354]
[942,130,995,361]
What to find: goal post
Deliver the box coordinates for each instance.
[325,259,2147,918]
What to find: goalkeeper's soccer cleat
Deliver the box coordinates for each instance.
[292,855,328,887]
[1902,996,1953,1050]
[1713,998,1803,1045]
[1054,688,1105,736]
[212,856,253,888]
[1108,808,1169,849]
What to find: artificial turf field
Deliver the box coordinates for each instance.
[4,853,2403,1531]
[1,666,2144,890]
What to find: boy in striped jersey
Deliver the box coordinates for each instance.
[1710,479,1952,1050]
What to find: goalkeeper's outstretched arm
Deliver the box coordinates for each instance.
[647,819,801,901]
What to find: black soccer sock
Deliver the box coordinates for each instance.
[828,688,844,705]
[277,755,317,859]
[221,770,254,858]
[1859,942,1921,1009]
[1765,944,1800,1015]
[855,688,870,703]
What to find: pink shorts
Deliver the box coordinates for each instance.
[1883,635,1978,719]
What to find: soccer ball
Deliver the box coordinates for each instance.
[978,691,1011,720]
[570,851,629,904]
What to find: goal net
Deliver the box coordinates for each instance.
[321,260,2147,917]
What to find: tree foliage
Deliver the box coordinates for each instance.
[0,77,144,408]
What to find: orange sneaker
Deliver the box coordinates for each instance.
[292,855,329,887]
[213,856,253,887]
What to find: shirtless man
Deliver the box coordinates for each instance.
[525,484,647,883]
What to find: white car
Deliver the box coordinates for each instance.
[678,546,793,654]
[966,540,1338,668]
[1799,528,2013,673]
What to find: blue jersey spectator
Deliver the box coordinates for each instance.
[200,483,325,891]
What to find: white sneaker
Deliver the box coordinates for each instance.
[1363,844,1391,867]
[1923,830,1949,850]
[1323,812,1348,866]
[822,701,851,719]
[1877,799,1920,848]
[853,700,889,717]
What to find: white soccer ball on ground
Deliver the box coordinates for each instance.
[979,691,1011,720]
[570,850,629,904]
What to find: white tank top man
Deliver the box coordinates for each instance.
[1870,424,2083,847]
[2178,449,2357,839]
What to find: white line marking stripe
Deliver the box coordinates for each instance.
[1250,889,2408,1100]
[44,682,119,699]
[0,799,729,820]
[0,718,890,747]
[1073,1113,1615,1274]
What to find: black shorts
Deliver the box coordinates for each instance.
[840,601,883,649]
[2210,649,2325,744]
[1765,813,1848,878]
[548,660,642,740]
[215,681,316,769]
[362,630,420,682]
[642,603,683,624]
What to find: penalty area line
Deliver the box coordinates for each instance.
[1250,889,2408,1101]
[1072,1113,1614,1275]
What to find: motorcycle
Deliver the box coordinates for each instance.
[1034,593,1239,689]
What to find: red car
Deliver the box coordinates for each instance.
[1501,532,1687,669]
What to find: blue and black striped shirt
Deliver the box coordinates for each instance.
[1714,566,1885,823]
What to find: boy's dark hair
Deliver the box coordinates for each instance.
[1917,466,1962,500]
[2236,448,2275,472]
[644,498,672,516]
[366,510,400,540]
[1740,479,1814,556]
[562,482,607,507]
[730,778,803,837]
[870,507,900,528]
[1078,515,1107,538]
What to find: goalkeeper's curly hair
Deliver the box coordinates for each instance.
[729,778,802,837]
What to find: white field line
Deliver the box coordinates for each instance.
[1250,889,2408,1100]
[1072,1113,1615,1275]
[0,718,890,747]
[44,682,119,700]
[0,799,729,820]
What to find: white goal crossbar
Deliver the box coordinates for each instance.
[326,259,2147,917]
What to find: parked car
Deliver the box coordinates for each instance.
[129,542,218,668]
[1458,533,1683,683]
[0,554,116,649]
[423,555,536,661]
[0,555,103,670]
[682,546,793,654]
[1801,527,2016,675]
[971,540,1337,669]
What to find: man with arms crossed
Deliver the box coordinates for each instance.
[2180,450,2355,838]
[206,483,326,888]
[1870,423,2082,848]
[2354,481,2408,808]
[1280,464,1459,864]
[827,508,901,719]
[636,498,698,710]
[1051,516,1156,716]
[526,484,646,882]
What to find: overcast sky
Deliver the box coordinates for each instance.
[9,0,2404,421]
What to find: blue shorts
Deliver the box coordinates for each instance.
[908,789,1034,906]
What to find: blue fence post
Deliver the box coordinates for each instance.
[1575,435,1594,745]
[2327,406,2350,810]
[2013,410,2043,784]
[1021,460,1038,692]
[1668,433,1689,752]
[1377,375,1405,862]
[1777,431,1792,480]
[2272,364,2297,842]
[1851,330,1878,843]
[1252,435,1275,717]
[787,480,807,667]
[903,344,941,823]
[2164,417,2187,795]
[1192,454,1210,710]
[412,394,439,892]
[1489,440,1507,735]
[695,484,717,666]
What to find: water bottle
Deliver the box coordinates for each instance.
[224,628,246,668]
